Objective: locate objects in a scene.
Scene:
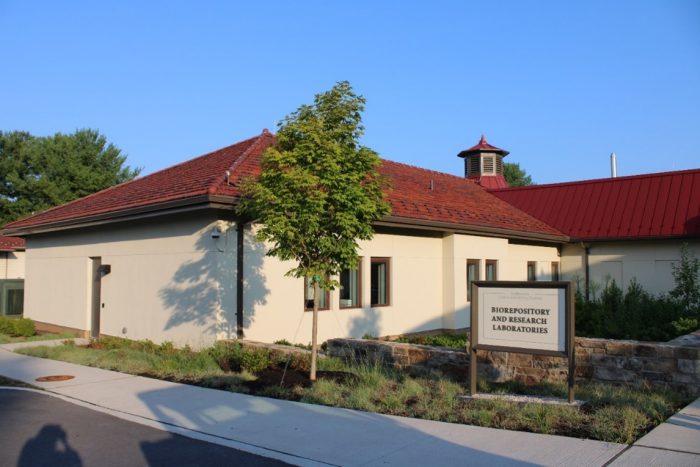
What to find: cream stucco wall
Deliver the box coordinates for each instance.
[24,213,235,347]
[443,235,560,331]
[1,250,25,280]
[241,228,445,344]
[561,240,700,296]
[18,210,598,346]
[242,227,561,343]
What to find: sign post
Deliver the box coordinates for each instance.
[469,281,575,403]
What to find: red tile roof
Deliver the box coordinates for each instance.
[2,131,275,232]
[0,236,25,251]
[490,169,700,241]
[380,161,564,237]
[1,131,565,240]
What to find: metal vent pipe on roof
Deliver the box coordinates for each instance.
[610,152,618,178]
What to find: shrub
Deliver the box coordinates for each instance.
[240,348,272,373]
[0,316,15,335]
[576,276,694,341]
[208,341,243,372]
[670,244,700,316]
[12,318,35,337]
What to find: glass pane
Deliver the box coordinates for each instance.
[371,261,388,306]
[486,262,497,281]
[6,288,23,316]
[528,263,536,281]
[340,268,359,308]
[304,278,327,310]
[467,262,478,301]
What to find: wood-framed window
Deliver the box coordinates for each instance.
[551,262,560,281]
[485,260,498,281]
[304,277,330,311]
[467,259,479,301]
[527,261,537,281]
[340,261,362,309]
[370,257,390,307]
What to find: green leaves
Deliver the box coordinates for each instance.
[503,162,533,187]
[239,81,390,287]
[0,129,141,225]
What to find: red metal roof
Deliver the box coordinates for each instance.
[2,131,564,240]
[0,236,25,251]
[490,169,700,241]
[469,175,509,189]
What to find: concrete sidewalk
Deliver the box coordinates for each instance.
[0,342,691,466]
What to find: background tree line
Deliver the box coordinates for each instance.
[0,129,141,225]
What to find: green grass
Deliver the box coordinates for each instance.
[0,332,77,345]
[16,337,690,444]
[393,334,468,349]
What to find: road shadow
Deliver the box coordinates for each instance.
[18,424,83,467]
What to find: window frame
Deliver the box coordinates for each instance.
[467,259,480,302]
[485,259,498,281]
[303,277,330,311]
[370,257,391,307]
[339,260,362,309]
[551,261,560,281]
[527,261,537,282]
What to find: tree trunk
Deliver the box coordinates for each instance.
[310,280,319,381]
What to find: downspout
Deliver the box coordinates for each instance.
[236,222,245,338]
[582,243,590,301]
[236,220,245,339]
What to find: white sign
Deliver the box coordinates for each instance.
[477,286,566,352]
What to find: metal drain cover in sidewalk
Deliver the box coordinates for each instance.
[35,375,75,382]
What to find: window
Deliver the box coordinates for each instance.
[485,260,498,281]
[468,156,480,176]
[0,280,24,316]
[551,262,560,281]
[467,259,479,301]
[371,258,390,306]
[482,155,495,174]
[527,262,537,281]
[304,277,329,311]
[340,263,361,308]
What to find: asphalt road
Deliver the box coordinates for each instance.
[0,389,291,467]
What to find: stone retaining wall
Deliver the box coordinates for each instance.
[326,337,700,396]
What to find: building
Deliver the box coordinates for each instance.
[2,132,698,346]
[0,235,25,317]
[490,169,700,297]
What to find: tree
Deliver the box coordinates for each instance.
[503,162,533,187]
[0,129,141,225]
[239,81,390,380]
[670,244,700,316]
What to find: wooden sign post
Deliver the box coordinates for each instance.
[469,281,576,403]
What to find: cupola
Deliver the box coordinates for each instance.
[457,135,509,189]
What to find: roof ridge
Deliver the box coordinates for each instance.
[490,167,700,193]
[207,130,271,194]
[381,158,473,183]
[3,133,264,228]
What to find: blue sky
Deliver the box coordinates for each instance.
[2,1,698,183]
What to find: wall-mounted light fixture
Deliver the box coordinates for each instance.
[211,227,222,239]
